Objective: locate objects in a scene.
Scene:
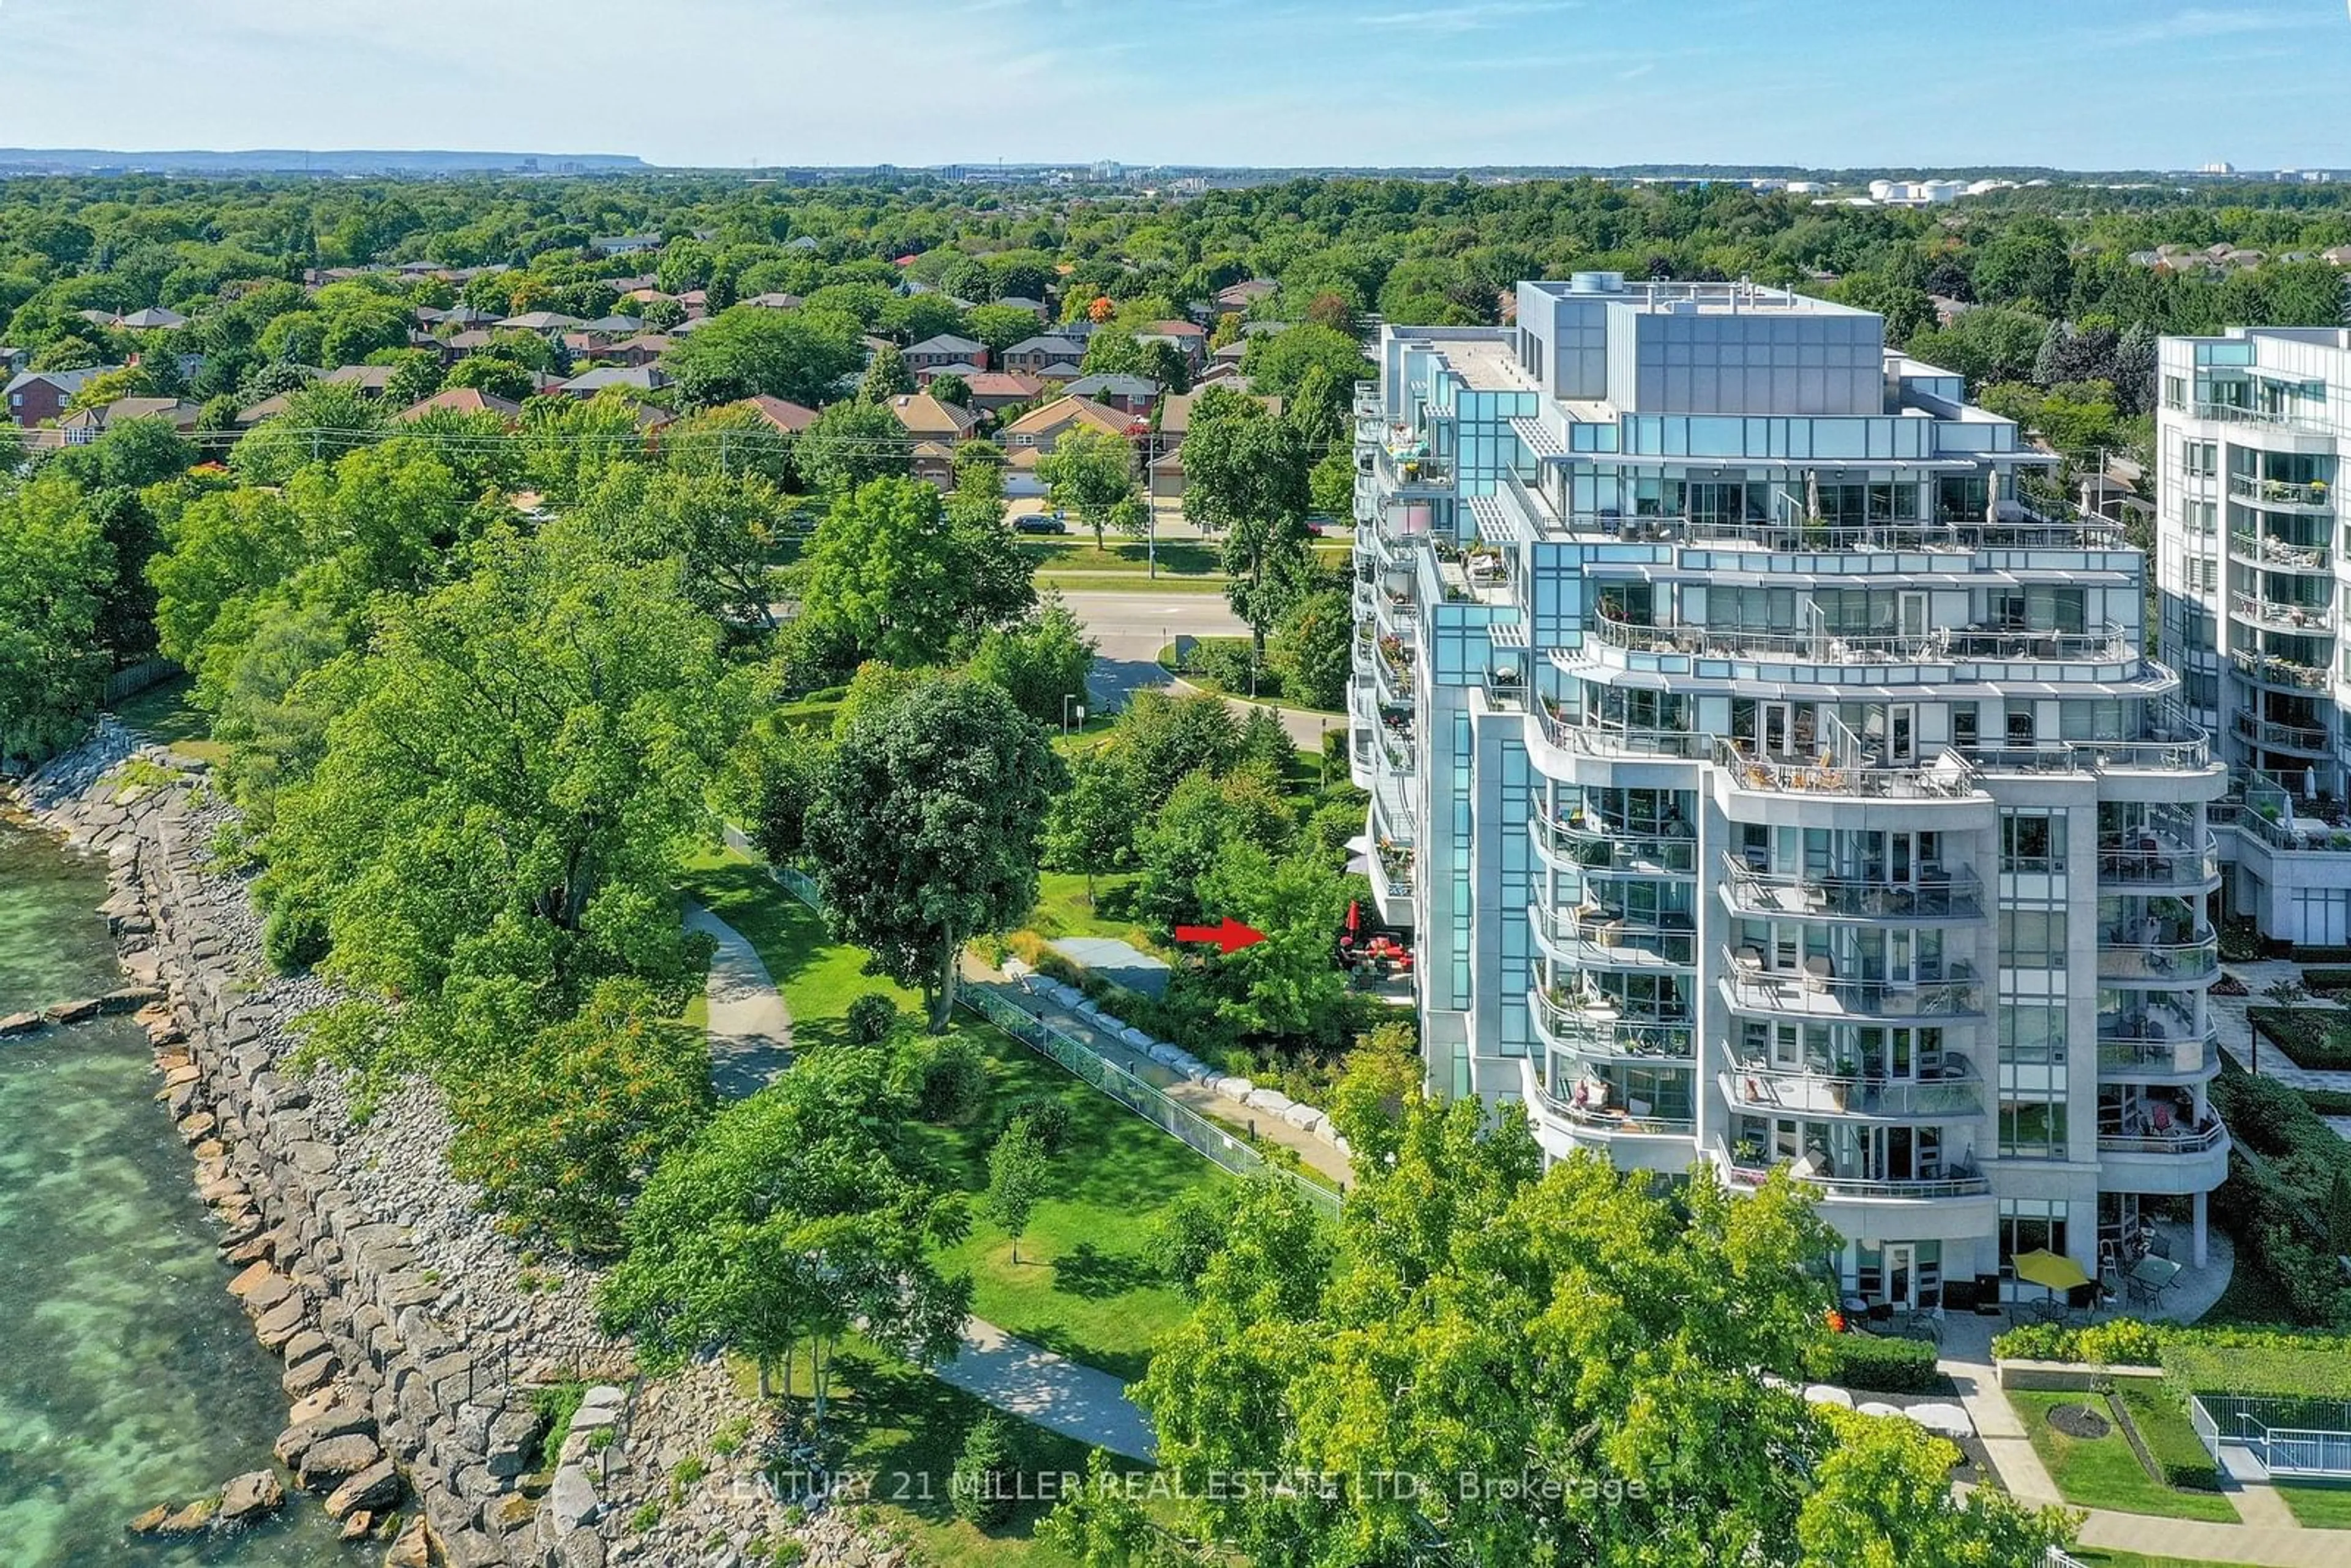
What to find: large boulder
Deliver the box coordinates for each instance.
[218,1469,285,1526]
[296,1431,383,1491]
[323,1458,402,1521]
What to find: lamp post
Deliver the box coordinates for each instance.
[1062,695,1087,737]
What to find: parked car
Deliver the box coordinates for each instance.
[1014,511,1068,535]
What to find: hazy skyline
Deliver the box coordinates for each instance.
[4,1,2350,171]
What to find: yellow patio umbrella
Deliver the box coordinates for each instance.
[2011,1248,2092,1314]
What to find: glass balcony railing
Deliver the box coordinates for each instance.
[1715,738,1984,801]
[1720,853,1984,920]
[2229,530,2330,572]
[1532,706,1709,759]
[1529,988,1694,1060]
[1588,609,2132,666]
[2233,711,2331,754]
[1721,955,1984,1020]
[2228,475,2334,508]
[2233,648,2332,692]
[2231,591,2333,635]
[2095,934,2219,981]
[2098,1122,2229,1158]
[2096,1030,2218,1078]
[1723,1063,1985,1120]
[2096,828,2222,888]
[1523,1061,1697,1139]
[2174,399,2336,437]
[1711,1142,1992,1200]
[1530,903,1697,969]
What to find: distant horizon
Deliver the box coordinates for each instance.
[6,1,2350,170]
[1,148,2344,181]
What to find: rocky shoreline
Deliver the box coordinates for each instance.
[15,726,896,1568]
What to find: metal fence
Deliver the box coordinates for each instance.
[761,855,1343,1220]
[2192,1394,2351,1477]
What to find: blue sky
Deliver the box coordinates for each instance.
[3,1,2349,170]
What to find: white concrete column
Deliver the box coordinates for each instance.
[2192,1189,2209,1269]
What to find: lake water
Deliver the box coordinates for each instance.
[0,819,354,1566]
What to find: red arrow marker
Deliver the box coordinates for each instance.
[1174,917,1266,955]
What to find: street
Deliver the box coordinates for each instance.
[1059,589,1338,752]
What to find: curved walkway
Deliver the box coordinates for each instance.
[685,899,1156,1462]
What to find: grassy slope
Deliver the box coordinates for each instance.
[109,676,230,766]
[677,846,1214,1376]
[2009,1392,2241,1523]
[2274,1481,2351,1529]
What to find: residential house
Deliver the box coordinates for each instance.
[1002,335,1089,377]
[234,392,296,426]
[589,234,664,256]
[916,362,988,388]
[1209,338,1250,372]
[743,293,803,310]
[1141,320,1207,369]
[1060,373,1160,415]
[0,348,26,376]
[558,365,670,397]
[1213,279,1278,313]
[6,366,115,429]
[578,314,646,340]
[906,333,989,374]
[601,334,673,368]
[56,396,202,443]
[495,311,583,334]
[320,364,400,397]
[1152,389,1283,501]
[961,370,1044,415]
[2325,246,2351,268]
[397,387,524,424]
[910,440,958,490]
[883,391,980,447]
[114,307,190,331]
[998,394,1133,468]
[991,295,1050,323]
[738,396,819,435]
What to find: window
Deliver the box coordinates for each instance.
[1998,908,2068,967]
[2164,374,2188,410]
[2005,701,2036,746]
[1999,1002,2067,1063]
[1998,1096,2069,1158]
[2183,500,2216,536]
[2001,811,2066,872]
[1998,1199,2071,1266]
[2183,440,2217,478]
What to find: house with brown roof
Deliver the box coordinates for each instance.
[998,395,1133,471]
[1151,389,1284,501]
[883,391,980,443]
[6,366,119,429]
[738,396,819,435]
[961,370,1044,415]
[744,292,803,310]
[1213,279,1278,313]
[1142,320,1207,369]
[321,364,400,397]
[397,387,524,424]
[495,311,583,334]
[1002,335,1089,377]
[910,440,958,490]
[601,334,674,368]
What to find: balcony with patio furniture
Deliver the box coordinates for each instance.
[2228,529,2330,576]
[2227,472,2333,511]
[1520,1057,1697,1169]
[2097,1093,2231,1196]
[1719,852,1984,923]
[2231,590,2333,636]
[2095,806,2222,893]
[1721,1058,1986,1122]
[1530,901,1697,970]
[1721,948,1984,1022]
[2096,898,2219,984]
[1711,1138,1996,1240]
[1529,983,1695,1062]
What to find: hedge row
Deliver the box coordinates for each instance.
[2244,1007,2351,1070]
[2301,966,2351,992]
[1820,1332,1941,1394]
[1992,1319,2162,1365]
[1995,1318,2351,1400]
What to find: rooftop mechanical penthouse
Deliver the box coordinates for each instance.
[1351,273,2230,1313]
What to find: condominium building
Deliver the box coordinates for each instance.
[1351,275,2230,1311]
[2155,327,2351,943]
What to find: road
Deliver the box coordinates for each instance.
[1059,589,1340,752]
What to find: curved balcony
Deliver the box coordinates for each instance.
[2095,934,2219,984]
[2097,1030,2221,1084]
[2232,649,2330,694]
[1720,957,1984,1022]
[1714,738,1985,804]
[1712,1143,1997,1239]
[2097,1122,2232,1196]
[1530,902,1696,970]
[1372,642,1417,704]
[2233,711,2331,757]
[1532,705,1708,760]
[1721,1063,1985,1122]
[1586,609,2132,670]
[2229,530,2330,575]
[2231,591,2333,636]
[1529,811,1698,877]
[1520,1060,1697,1170]
[1718,853,1984,923]
[2229,473,2334,511]
[2096,830,2223,892]
[1529,986,1695,1062]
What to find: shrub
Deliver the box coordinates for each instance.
[261,901,331,973]
[2116,1386,2223,1492]
[531,1381,588,1472]
[2246,1007,2351,1070]
[1009,1095,1073,1154]
[844,992,899,1046]
[950,1414,1016,1527]
[1819,1331,1941,1393]
[912,1035,989,1123]
[2302,967,2351,994]
[1992,1318,2163,1365]
[1148,1184,1240,1296]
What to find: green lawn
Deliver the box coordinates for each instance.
[2071,1553,2263,1568]
[2276,1480,2351,1529]
[1021,539,1224,578]
[1021,871,1156,948]
[1039,572,1231,596]
[677,846,1220,1378]
[2010,1392,2241,1523]
[754,1337,1097,1568]
[2198,1245,2306,1329]
[110,675,230,766]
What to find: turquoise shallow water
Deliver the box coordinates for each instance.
[0,820,354,1566]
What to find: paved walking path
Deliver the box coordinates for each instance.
[2211,959,2351,1136]
[684,898,795,1100]
[687,898,1159,1461]
[924,1320,1155,1462]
